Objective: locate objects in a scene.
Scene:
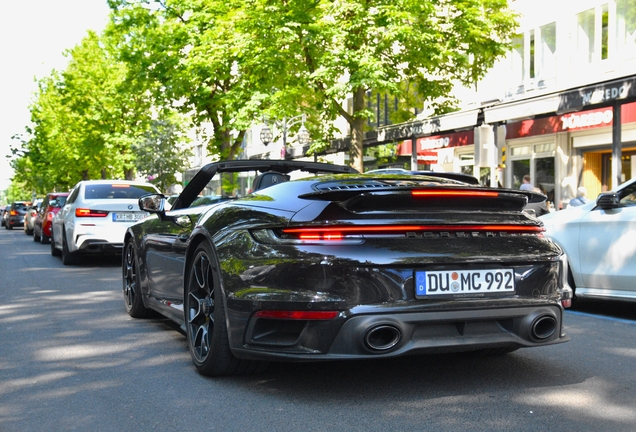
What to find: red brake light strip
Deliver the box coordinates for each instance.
[412,189,500,197]
[282,225,544,237]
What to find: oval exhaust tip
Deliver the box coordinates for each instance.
[364,325,401,351]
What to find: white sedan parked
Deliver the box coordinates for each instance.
[51,180,161,265]
[540,177,636,302]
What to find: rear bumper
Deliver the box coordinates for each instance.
[231,304,569,361]
[77,239,123,254]
[8,216,25,227]
[69,223,130,254]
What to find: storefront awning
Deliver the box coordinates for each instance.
[376,109,479,143]
[484,94,561,124]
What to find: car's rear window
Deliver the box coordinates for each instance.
[84,184,157,200]
[50,196,67,208]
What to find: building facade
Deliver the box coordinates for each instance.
[241,0,636,209]
[378,0,636,209]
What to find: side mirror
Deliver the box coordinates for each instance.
[596,192,620,210]
[139,194,166,214]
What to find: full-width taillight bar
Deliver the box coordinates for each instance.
[411,189,500,198]
[281,224,545,239]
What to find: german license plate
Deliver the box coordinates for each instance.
[112,212,147,222]
[415,269,515,298]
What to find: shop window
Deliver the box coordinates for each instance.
[512,159,531,190]
[535,157,556,203]
[602,151,636,189]
[534,143,555,153]
[511,145,532,156]
[509,144,556,205]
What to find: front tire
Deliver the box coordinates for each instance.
[122,240,150,318]
[185,242,264,376]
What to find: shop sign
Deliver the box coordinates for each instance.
[561,109,613,130]
[419,136,450,150]
[417,151,438,163]
[580,86,629,105]
[397,130,473,156]
[557,75,636,111]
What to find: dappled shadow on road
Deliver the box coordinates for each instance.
[220,311,636,431]
[1,226,635,431]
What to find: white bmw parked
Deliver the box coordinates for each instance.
[540,177,636,302]
[51,180,161,265]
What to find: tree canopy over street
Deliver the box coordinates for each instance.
[7,0,517,198]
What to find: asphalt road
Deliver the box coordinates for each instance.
[1,227,635,432]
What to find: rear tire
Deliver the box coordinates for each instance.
[51,231,61,257]
[62,231,79,265]
[185,241,266,376]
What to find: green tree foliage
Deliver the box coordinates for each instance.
[133,118,193,192]
[4,179,32,203]
[107,0,261,160]
[235,0,518,172]
[108,0,517,172]
[11,31,153,193]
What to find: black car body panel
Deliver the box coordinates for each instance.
[124,160,570,373]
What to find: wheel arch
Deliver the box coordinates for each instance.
[123,230,151,301]
[183,231,237,346]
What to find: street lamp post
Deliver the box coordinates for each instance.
[260,114,311,159]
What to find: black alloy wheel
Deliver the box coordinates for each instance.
[33,228,40,242]
[185,241,264,376]
[123,240,150,318]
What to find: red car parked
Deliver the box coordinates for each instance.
[33,192,69,244]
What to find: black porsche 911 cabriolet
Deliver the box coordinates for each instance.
[122,160,572,376]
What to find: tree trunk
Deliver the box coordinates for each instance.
[350,86,366,173]
[124,167,134,180]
